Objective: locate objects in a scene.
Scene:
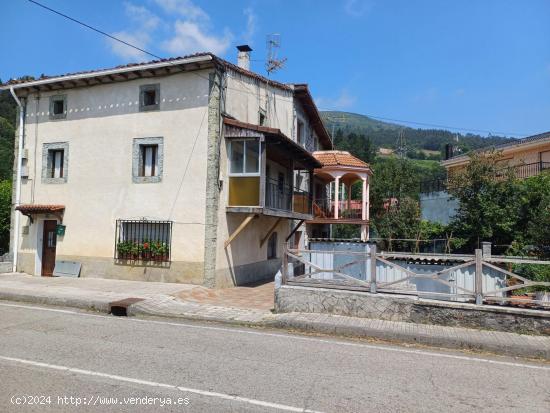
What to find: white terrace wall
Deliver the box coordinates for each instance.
[16,70,212,283]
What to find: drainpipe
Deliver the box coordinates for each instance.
[10,87,24,273]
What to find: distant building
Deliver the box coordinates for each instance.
[420,131,550,224]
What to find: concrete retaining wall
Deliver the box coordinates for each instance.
[275,285,550,335]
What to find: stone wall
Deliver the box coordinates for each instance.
[275,285,550,335]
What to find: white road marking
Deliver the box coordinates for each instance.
[0,355,323,413]
[1,301,549,371]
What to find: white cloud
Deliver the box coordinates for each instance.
[242,7,257,45]
[412,87,438,103]
[162,20,232,55]
[108,0,234,60]
[344,0,373,17]
[153,0,209,21]
[316,89,357,110]
[124,2,161,30]
[109,31,151,60]
[108,2,160,60]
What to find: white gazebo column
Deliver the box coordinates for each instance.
[347,183,352,211]
[361,177,368,241]
[334,176,340,219]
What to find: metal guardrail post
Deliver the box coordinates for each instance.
[370,244,377,293]
[475,248,483,305]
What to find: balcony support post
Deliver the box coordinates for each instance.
[362,177,367,221]
[259,138,266,207]
[334,176,340,219]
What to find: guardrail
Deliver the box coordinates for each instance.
[282,243,550,308]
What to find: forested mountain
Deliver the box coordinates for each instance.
[320,111,515,160]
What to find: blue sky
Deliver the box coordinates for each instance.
[2,0,549,137]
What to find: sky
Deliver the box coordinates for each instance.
[2,0,549,138]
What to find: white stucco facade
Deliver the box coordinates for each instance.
[7,54,332,286]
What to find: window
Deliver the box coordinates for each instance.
[133,137,163,183]
[267,232,278,259]
[297,119,305,146]
[49,95,67,120]
[42,142,69,184]
[229,140,260,175]
[115,219,172,263]
[50,149,64,178]
[259,108,267,126]
[139,84,160,111]
[140,145,158,177]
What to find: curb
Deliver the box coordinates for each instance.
[270,315,550,360]
[0,290,113,313]
[1,291,548,361]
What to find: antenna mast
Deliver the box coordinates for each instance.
[266,34,287,76]
[395,129,407,159]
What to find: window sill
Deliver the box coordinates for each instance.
[42,177,67,184]
[133,175,162,184]
[139,105,160,112]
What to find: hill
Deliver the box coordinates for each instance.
[320,111,515,160]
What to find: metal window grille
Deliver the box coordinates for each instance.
[115,219,172,262]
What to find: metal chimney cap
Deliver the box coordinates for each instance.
[236,45,253,52]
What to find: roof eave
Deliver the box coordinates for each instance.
[1,54,215,93]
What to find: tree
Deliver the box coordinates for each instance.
[0,180,11,255]
[447,151,523,251]
[373,197,420,251]
[0,117,15,180]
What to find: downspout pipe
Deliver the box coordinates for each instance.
[10,87,24,273]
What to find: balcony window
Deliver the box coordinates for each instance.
[229,140,260,176]
[228,139,261,206]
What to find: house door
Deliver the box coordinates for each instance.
[42,220,57,276]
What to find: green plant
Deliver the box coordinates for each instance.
[116,241,134,258]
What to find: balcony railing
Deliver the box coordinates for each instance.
[420,162,550,194]
[265,177,312,214]
[313,198,365,220]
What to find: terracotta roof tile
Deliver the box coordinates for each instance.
[313,151,371,169]
[16,204,65,214]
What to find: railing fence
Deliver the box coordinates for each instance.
[283,242,550,308]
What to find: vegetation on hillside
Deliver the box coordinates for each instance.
[322,111,514,160]
[0,85,15,255]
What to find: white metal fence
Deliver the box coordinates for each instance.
[283,242,550,308]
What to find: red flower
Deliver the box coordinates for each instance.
[143,242,150,249]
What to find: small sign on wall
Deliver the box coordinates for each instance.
[56,224,66,236]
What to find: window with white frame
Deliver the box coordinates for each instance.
[47,149,64,178]
[229,139,260,175]
[140,145,158,177]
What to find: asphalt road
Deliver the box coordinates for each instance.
[0,301,548,413]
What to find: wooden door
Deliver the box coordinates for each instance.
[42,220,57,276]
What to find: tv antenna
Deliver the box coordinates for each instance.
[266,34,287,75]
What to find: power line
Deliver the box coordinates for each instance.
[25,0,532,139]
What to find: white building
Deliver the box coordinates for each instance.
[2,47,370,287]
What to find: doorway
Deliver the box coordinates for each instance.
[41,220,57,276]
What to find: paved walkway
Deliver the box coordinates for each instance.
[0,273,549,360]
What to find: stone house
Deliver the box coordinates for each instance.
[2,47,371,287]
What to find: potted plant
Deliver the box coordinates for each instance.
[116,241,133,259]
[151,242,169,262]
[141,240,151,261]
